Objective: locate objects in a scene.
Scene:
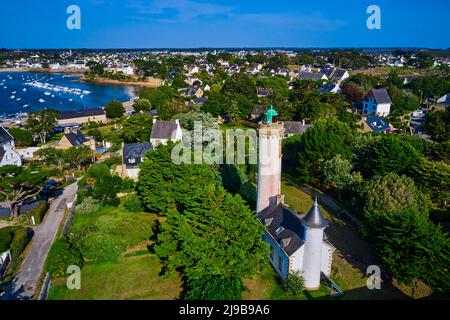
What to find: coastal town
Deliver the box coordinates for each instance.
[0,46,449,301]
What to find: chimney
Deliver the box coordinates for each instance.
[302,119,305,126]
[152,118,157,124]
[276,194,285,206]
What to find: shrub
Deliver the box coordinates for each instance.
[24,201,48,224]
[123,196,143,212]
[45,238,83,277]
[121,178,136,193]
[0,227,14,253]
[75,197,101,215]
[281,272,305,296]
[10,227,31,259]
[78,232,125,263]
[185,275,244,300]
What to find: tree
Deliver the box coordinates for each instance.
[371,207,450,292]
[87,129,103,142]
[64,146,92,170]
[8,128,33,147]
[226,100,241,125]
[140,86,175,120]
[296,119,355,184]
[361,173,428,222]
[424,109,450,142]
[221,73,257,101]
[26,109,58,144]
[133,98,151,113]
[0,166,47,219]
[281,272,305,296]
[154,184,267,290]
[104,100,124,118]
[357,135,421,178]
[121,113,153,143]
[320,154,361,199]
[172,112,218,131]
[201,91,229,116]
[86,61,105,76]
[36,147,66,170]
[83,163,122,206]
[137,143,217,214]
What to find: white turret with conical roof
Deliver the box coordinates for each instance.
[301,197,329,290]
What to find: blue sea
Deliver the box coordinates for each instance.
[0,72,140,117]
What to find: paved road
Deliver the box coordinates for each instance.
[1,182,78,300]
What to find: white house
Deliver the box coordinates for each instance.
[0,125,22,167]
[150,119,183,147]
[257,107,334,290]
[122,143,153,180]
[121,65,134,75]
[437,93,450,106]
[362,88,392,117]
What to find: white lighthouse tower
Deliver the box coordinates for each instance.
[301,197,329,290]
[256,105,284,214]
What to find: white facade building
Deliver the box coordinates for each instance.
[0,126,22,167]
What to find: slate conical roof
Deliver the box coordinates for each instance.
[301,197,329,229]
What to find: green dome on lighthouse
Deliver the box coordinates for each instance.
[264,105,278,124]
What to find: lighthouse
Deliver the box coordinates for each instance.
[256,105,285,214]
[256,105,334,290]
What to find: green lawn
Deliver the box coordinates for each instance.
[48,201,182,300]
[48,251,181,300]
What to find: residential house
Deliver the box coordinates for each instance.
[0,125,22,167]
[319,82,341,94]
[16,147,42,161]
[181,86,203,98]
[362,88,392,117]
[437,93,450,106]
[122,143,152,180]
[57,130,93,150]
[257,88,271,98]
[297,71,328,81]
[57,108,107,126]
[150,119,183,147]
[250,105,267,121]
[283,121,313,138]
[364,116,392,133]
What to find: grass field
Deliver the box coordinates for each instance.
[48,249,181,300]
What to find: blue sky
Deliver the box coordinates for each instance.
[0,0,449,49]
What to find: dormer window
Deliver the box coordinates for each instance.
[275,226,285,235]
[280,237,291,248]
[129,158,136,164]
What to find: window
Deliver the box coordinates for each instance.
[269,245,274,261]
[278,257,283,272]
[275,226,284,235]
[129,158,136,164]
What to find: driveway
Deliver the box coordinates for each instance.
[0,182,78,300]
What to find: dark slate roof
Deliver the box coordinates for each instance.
[298,71,325,81]
[257,89,270,96]
[259,204,305,256]
[283,121,313,135]
[0,125,13,144]
[58,108,105,120]
[366,116,390,132]
[251,105,266,116]
[183,86,201,96]
[123,143,152,168]
[191,96,208,104]
[334,69,347,79]
[301,198,329,229]
[150,120,178,140]
[0,146,5,162]
[321,67,336,78]
[319,82,339,93]
[65,131,87,146]
[369,88,392,104]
